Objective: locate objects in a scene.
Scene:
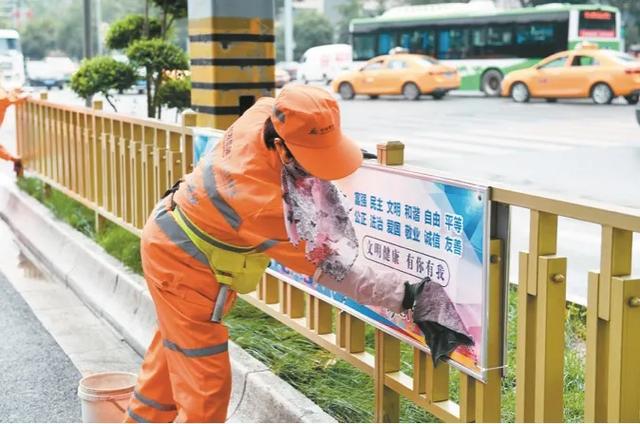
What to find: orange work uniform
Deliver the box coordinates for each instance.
[0,144,14,161]
[0,92,21,163]
[126,98,317,423]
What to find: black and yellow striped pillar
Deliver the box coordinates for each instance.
[188,0,276,130]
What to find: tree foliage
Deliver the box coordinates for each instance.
[337,0,365,43]
[126,38,189,73]
[105,15,162,50]
[151,0,188,20]
[70,56,137,111]
[127,38,189,118]
[21,18,57,60]
[293,11,335,60]
[157,76,191,111]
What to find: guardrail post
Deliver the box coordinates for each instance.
[375,329,401,423]
[335,310,347,348]
[262,274,279,305]
[130,124,143,229]
[607,276,640,422]
[476,238,505,422]
[314,298,332,335]
[141,126,156,223]
[278,279,289,314]
[517,211,557,421]
[376,141,404,166]
[286,285,305,319]
[534,255,567,422]
[585,227,633,421]
[345,315,365,354]
[460,373,476,422]
[181,111,197,174]
[91,100,107,234]
[305,294,316,330]
[120,123,133,224]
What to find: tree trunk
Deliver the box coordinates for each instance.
[161,0,169,39]
[143,0,149,38]
[154,72,163,119]
[104,94,118,112]
[146,68,154,118]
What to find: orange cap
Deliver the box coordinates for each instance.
[271,85,362,180]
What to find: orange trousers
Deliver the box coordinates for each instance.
[126,199,237,423]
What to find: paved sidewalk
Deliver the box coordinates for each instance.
[0,270,81,422]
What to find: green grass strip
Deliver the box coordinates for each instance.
[17,177,587,422]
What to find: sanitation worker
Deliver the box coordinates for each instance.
[0,88,25,177]
[126,85,473,423]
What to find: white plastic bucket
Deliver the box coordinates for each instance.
[77,372,137,423]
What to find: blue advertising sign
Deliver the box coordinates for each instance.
[192,127,222,165]
[267,163,492,380]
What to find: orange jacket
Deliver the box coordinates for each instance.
[0,144,13,161]
[173,97,316,276]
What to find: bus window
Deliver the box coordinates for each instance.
[353,34,375,60]
[419,30,435,56]
[516,23,564,57]
[485,25,513,57]
[400,32,411,50]
[579,10,616,38]
[378,32,395,55]
[438,29,469,59]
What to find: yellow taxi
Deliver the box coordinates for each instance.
[501,43,640,104]
[331,53,460,101]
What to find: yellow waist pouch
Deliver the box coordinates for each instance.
[171,206,270,294]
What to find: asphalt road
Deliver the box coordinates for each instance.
[0,270,81,422]
[42,86,640,208]
[16,87,640,304]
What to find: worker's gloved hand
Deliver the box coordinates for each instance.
[403,277,474,365]
[12,158,23,178]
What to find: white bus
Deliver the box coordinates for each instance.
[350,2,622,95]
[0,29,25,89]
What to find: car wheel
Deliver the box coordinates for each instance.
[591,83,613,105]
[368,95,379,99]
[432,92,446,100]
[338,82,355,100]
[402,82,420,100]
[510,82,530,103]
[624,94,639,105]
[545,98,557,103]
[481,69,503,97]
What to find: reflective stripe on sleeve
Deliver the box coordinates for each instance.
[202,157,242,230]
[163,339,229,357]
[133,391,177,412]
[154,207,209,266]
[255,238,278,252]
[127,408,150,423]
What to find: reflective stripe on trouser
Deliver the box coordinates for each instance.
[127,198,235,423]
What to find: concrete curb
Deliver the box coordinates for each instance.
[0,180,335,423]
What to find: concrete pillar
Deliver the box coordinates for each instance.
[187,0,276,130]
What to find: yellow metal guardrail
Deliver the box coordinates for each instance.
[15,96,640,423]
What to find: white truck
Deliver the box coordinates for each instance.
[297,44,353,84]
[0,29,25,89]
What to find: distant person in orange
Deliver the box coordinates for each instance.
[125,85,472,423]
[0,88,26,177]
